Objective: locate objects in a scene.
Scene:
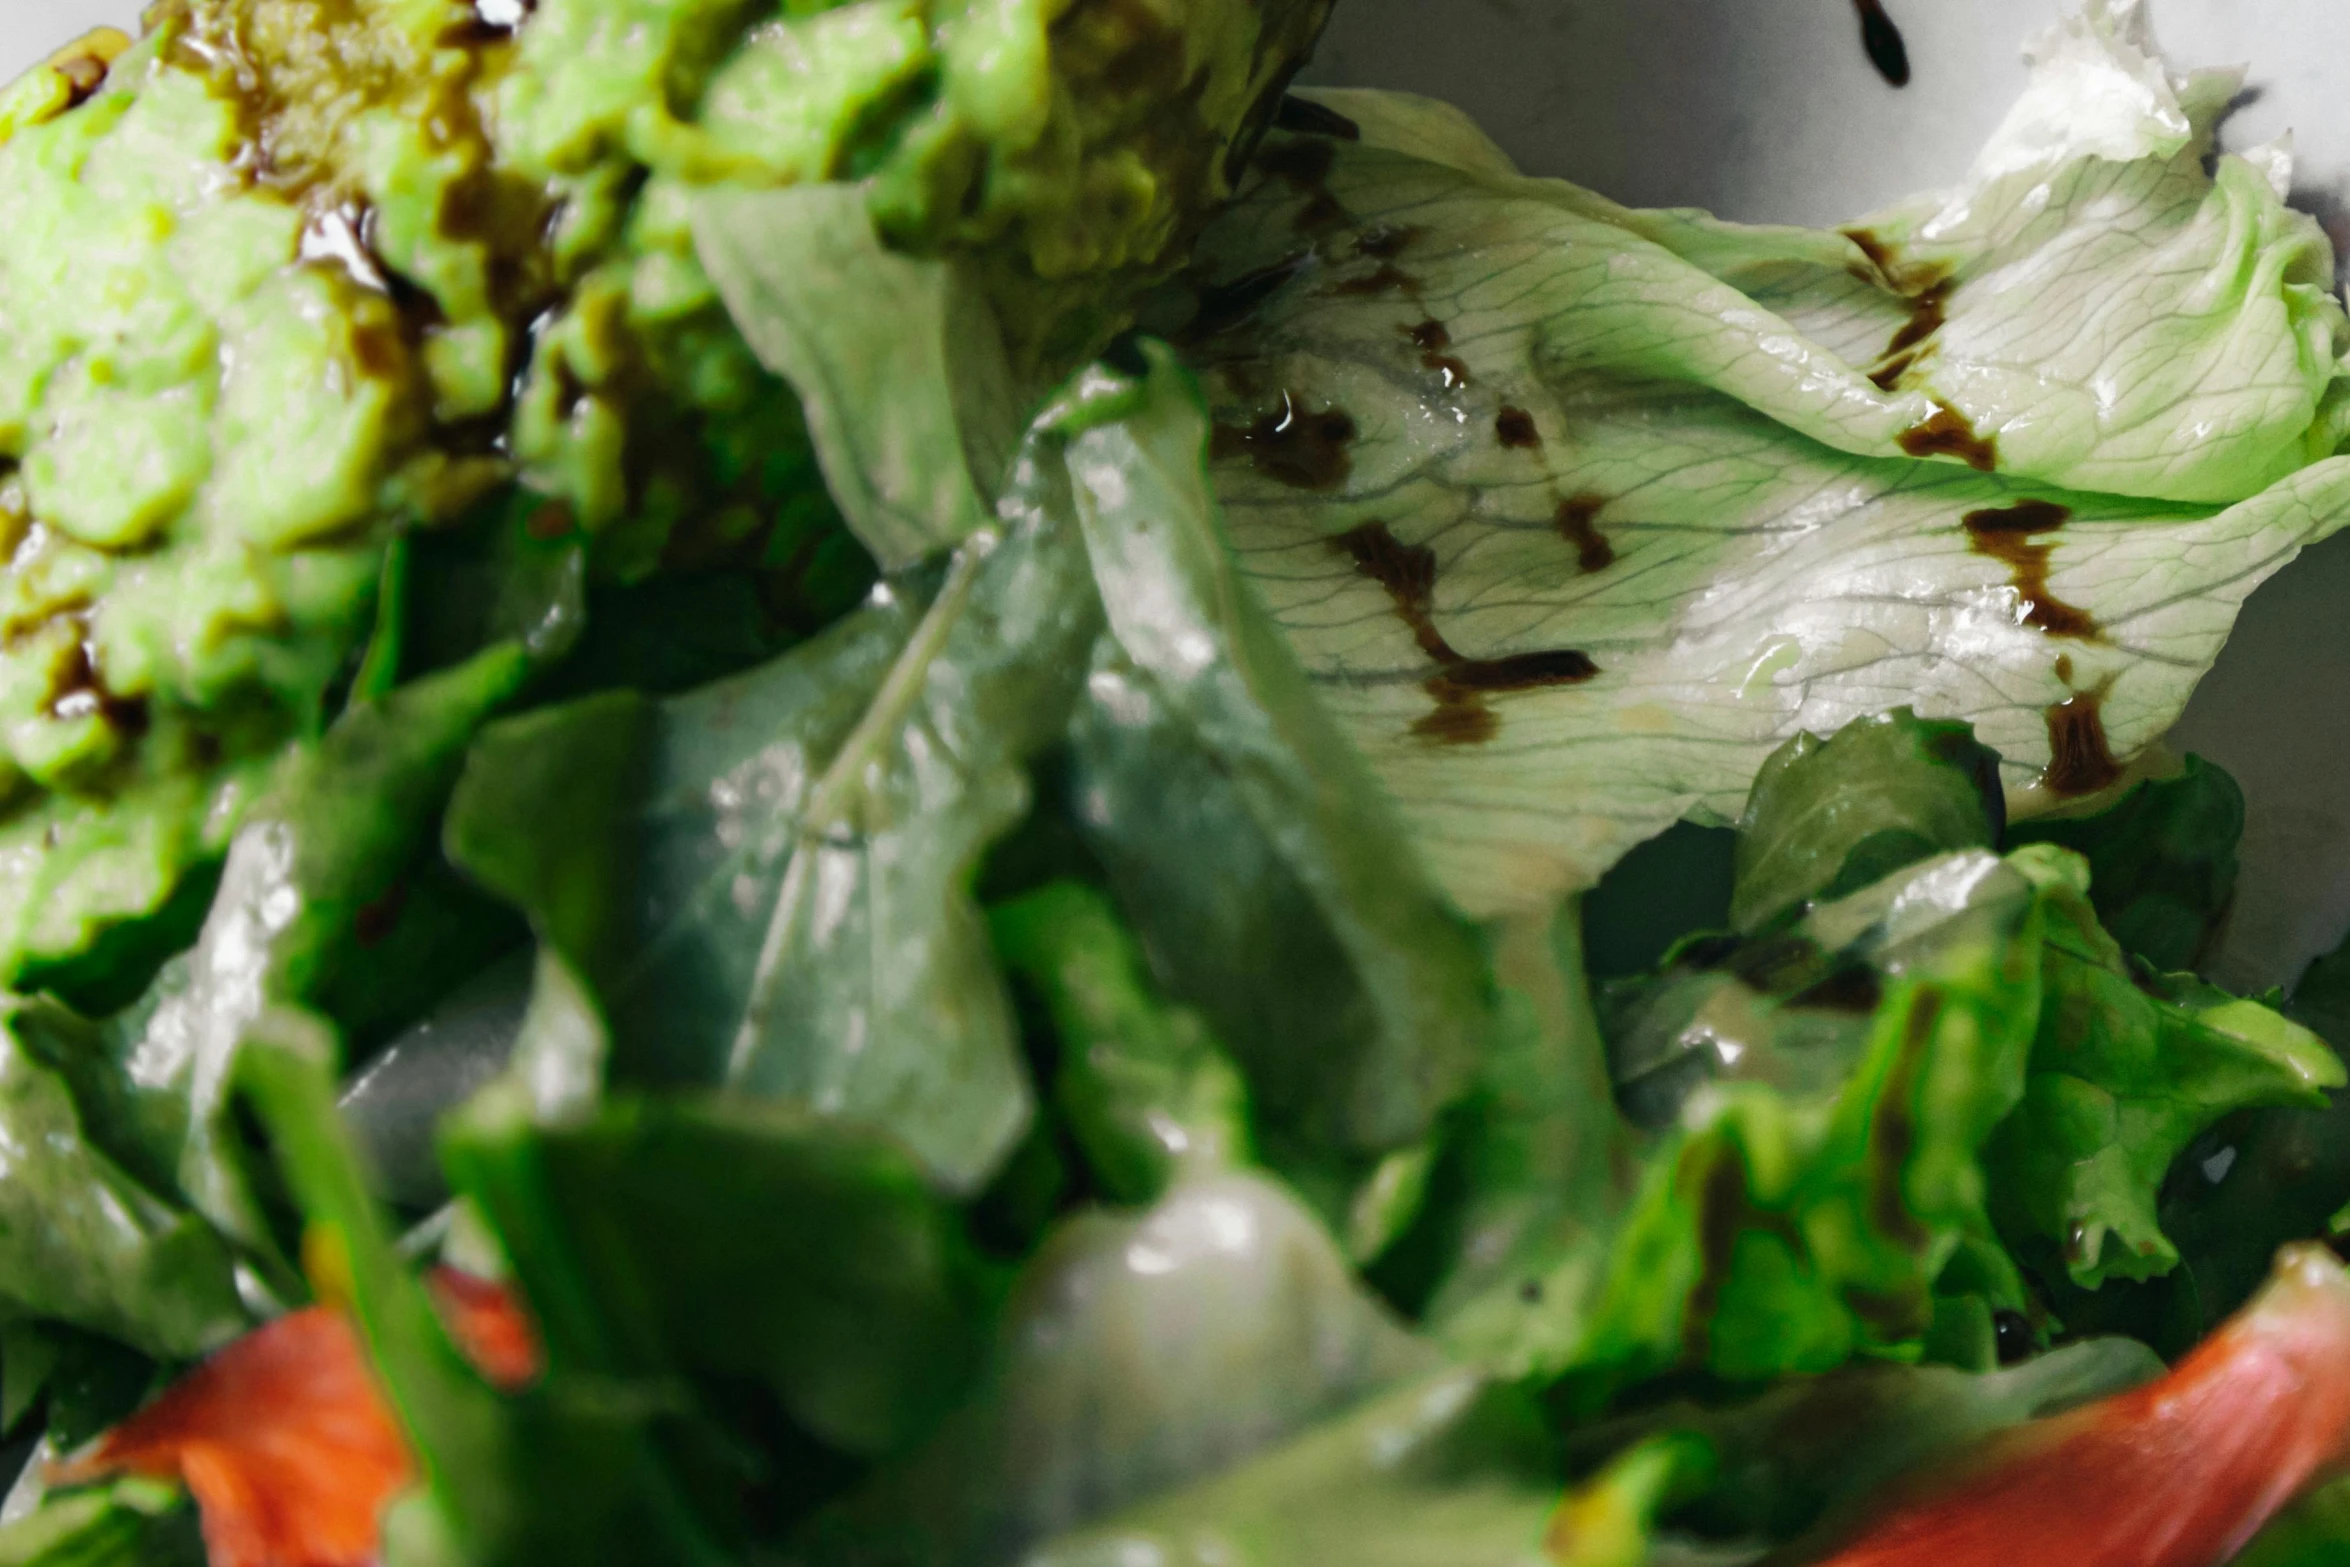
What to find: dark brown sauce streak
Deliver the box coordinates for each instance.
[1843,226,1899,281]
[1272,94,1362,140]
[1868,986,1941,1249]
[1962,500,2098,639]
[2043,690,2123,796]
[55,49,112,109]
[1405,319,1471,389]
[1855,0,1912,87]
[1258,135,1346,232]
[1686,1150,1804,1361]
[1786,964,1885,1014]
[1899,405,1997,471]
[1186,252,1311,340]
[1211,395,1358,491]
[1495,406,1541,449]
[1869,280,1952,390]
[1553,494,1616,573]
[1331,522,1599,745]
[47,637,148,738]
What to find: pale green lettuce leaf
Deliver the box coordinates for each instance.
[1023,1370,1560,1567]
[693,184,1028,571]
[1182,101,2350,914]
[802,1172,1439,1567]
[1841,0,2350,499]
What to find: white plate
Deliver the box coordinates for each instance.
[4,0,2345,988]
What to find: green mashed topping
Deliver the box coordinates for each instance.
[0,0,1329,985]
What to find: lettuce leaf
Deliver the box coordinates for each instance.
[1987,847,2343,1288]
[1063,344,1492,1158]
[1731,709,2004,933]
[1177,64,2350,914]
[1024,1369,1558,1567]
[1548,1337,2160,1563]
[693,185,1029,572]
[987,880,1251,1205]
[804,1172,1438,1567]
[0,1005,245,1361]
[2006,755,2244,971]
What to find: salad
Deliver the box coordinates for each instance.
[0,0,2348,1562]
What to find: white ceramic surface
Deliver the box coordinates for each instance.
[2,0,2346,989]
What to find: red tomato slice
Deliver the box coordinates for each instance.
[1816,1244,2350,1567]
[424,1266,542,1392]
[50,1269,535,1567]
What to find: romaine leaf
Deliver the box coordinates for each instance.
[1021,1369,1559,1567]
[99,645,535,1262]
[1064,343,1491,1156]
[442,1086,987,1459]
[231,1008,737,1567]
[803,1172,1438,1567]
[1177,88,2350,914]
[1571,851,2044,1400]
[693,184,1029,572]
[1731,709,2004,934]
[1985,845,2343,1288]
[2007,755,2244,971]
[987,880,1250,1205]
[0,1005,244,1361]
[1375,905,1634,1381]
[443,399,1108,1190]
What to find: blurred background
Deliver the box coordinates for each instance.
[2,0,2347,989]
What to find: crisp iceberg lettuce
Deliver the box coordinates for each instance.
[1174,3,2350,916]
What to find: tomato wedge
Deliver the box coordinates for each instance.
[49,1268,536,1567]
[1815,1243,2350,1567]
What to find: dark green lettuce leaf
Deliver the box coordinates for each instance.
[2005,755,2244,971]
[444,392,1110,1192]
[1581,822,1736,982]
[95,645,536,1269]
[233,1008,739,1567]
[800,1171,1437,1567]
[443,1087,988,1459]
[1547,1336,2160,1564]
[1062,343,1491,1160]
[1731,709,2004,934]
[0,1006,244,1361]
[987,880,1250,1205]
[1373,906,1634,1382]
[0,1478,202,1567]
[1985,846,2341,1288]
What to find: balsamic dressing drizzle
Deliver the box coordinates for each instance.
[1855,0,1912,87]
[1331,522,1598,745]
